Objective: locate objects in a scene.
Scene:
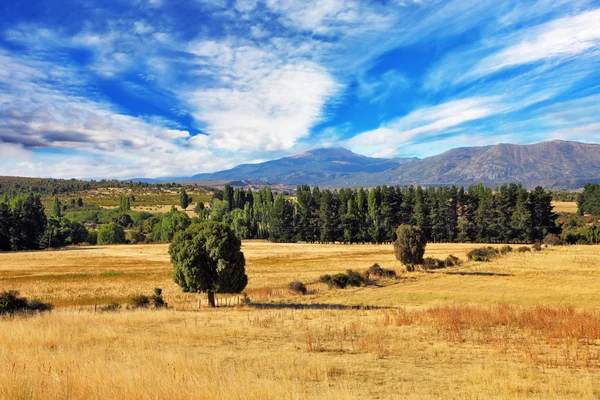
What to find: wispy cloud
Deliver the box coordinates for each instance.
[0,0,599,178]
[468,8,600,79]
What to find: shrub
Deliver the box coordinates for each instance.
[543,234,563,246]
[423,257,445,270]
[126,230,146,244]
[288,281,307,295]
[131,294,151,308]
[0,290,53,315]
[500,245,513,255]
[152,288,167,308]
[467,247,499,262]
[345,269,364,287]
[321,271,366,289]
[331,273,349,289]
[319,274,332,286]
[532,242,543,252]
[444,255,461,267]
[86,229,98,245]
[367,263,396,278]
[517,246,531,253]
[97,222,126,245]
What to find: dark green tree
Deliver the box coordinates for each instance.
[269,194,294,242]
[0,201,11,251]
[394,225,426,272]
[179,187,191,210]
[169,222,247,307]
[9,194,47,251]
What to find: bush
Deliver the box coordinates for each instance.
[131,289,167,309]
[86,229,98,245]
[467,247,499,262]
[288,281,307,295]
[444,255,461,267]
[319,274,333,287]
[543,234,563,246]
[0,290,53,315]
[321,271,365,289]
[500,245,513,255]
[532,242,543,252]
[423,257,445,270]
[517,246,531,253]
[97,222,126,245]
[345,269,364,287]
[152,288,166,308]
[131,295,151,308]
[367,263,396,278]
[126,230,146,244]
[331,273,349,289]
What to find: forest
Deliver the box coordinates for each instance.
[5,182,600,252]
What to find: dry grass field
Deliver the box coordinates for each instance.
[552,201,578,214]
[1,242,600,399]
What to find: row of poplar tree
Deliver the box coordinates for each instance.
[209,183,559,244]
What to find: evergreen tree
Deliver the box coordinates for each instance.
[319,190,340,243]
[170,222,247,308]
[510,190,533,242]
[223,184,234,211]
[52,196,62,218]
[394,225,426,272]
[9,194,47,251]
[179,187,191,210]
[0,201,11,251]
[269,194,294,242]
[529,186,558,241]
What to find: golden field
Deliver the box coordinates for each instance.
[551,201,578,214]
[1,242,600,399]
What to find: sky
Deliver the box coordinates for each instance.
[1,0,600,179]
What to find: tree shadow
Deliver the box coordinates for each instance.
[248,302,391,310]
[443,271,514,277]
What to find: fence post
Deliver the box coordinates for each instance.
[94,304,97,313]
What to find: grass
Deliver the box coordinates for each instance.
[552,201,578,214]
[1,242,600,398]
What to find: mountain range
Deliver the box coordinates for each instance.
[149,140,600,189]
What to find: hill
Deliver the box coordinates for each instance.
[183,147,418,186]
[178,140,600,189]
[373,140,600,189]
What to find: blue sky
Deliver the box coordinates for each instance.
[0,0,599,179]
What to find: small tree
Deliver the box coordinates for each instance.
[394,225,426,272]
[52,196,62,218]
[169,222,247,307]
[179,187,191,210]
[97,222,126,245]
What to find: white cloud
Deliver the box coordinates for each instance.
[345,97,502,157]
[469,8,600,78]
[186,40,340,152]
[0,51,244,179]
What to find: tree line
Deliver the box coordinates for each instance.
[210,183,559,244]
[0,183,563,251]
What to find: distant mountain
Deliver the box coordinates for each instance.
[182,147,419,186]
[146,140,600,189]
[371,140,600,189]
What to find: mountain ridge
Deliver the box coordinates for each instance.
[140,140,600,189]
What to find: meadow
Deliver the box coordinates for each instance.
[1,242,600,399]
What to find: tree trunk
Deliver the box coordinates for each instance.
[207,291,215,308]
